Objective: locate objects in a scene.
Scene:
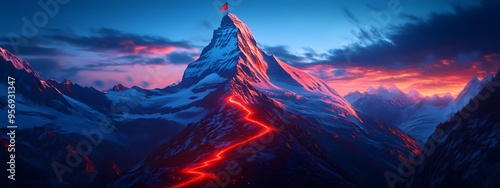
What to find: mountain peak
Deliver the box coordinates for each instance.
[365,85,390,95]
[469,75,480,83]
[222,13,251,31]
[443,92,454,99]
[110,84,129,92]
[388,84,404,95]
[406,89,422,103]
[456,74,489,101]
[0,47,36,74]
[407,88,423,100]
[62,79,73,85]
[181,13,262,83]
[365,86,376,94]
[483,73,494,82]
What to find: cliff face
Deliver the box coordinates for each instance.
[408,69,500,187]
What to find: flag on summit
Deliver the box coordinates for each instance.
[221,3,228,12]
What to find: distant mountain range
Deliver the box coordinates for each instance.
[408,71,500,187]
[345,75,494,143]
[0,47,186,187]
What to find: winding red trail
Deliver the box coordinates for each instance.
[169,95,274,188]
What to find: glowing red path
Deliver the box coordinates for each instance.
[169,95,274,188]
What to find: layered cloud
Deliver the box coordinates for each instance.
[50,28,197,55]
[266,0,500,96]
[0,28,200,90]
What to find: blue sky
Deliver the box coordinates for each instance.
[0,0,480,52]
[0,0,498,96]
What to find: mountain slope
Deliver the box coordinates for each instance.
[345,75,494,143]
[0,48,72,113]
[400,75,494,142]
[408,69,500,187]
[111,13,420,188]
[47,79,113,112]
[345,85,412,127]
[0,47,185,187]
[454,74,494,114]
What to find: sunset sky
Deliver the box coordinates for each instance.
[1,0,499,97]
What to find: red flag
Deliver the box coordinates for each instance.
[221,3,228,12]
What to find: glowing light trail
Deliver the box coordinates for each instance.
[169,95,274,188]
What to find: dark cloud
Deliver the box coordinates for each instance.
[301,65,366,81]
[262,45,307,64]
[0,45,64,56]
[334,69,347,76]
[0,30,71,56]
[59,67,127,75]
[399,13,423,22]
[117,55,143,60]
[141,81,150,88]
[342,7,360,24]
[166,51,195,64]
[57,48,196,69]
[25,58,63,72]
[202,20,213,29]
[40,27,72,35]
[366,3,382,12]
[260,46,329,68]
[310,0,500,73]
[126,76,133,82]
[145,57,167,65]
[50,28,196,55]
[94,80,104,87]
[0,36,65,56]
[86,56,170,68]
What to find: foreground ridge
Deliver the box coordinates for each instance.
[169,95,274,188]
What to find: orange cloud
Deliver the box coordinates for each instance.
[133,45,178,55]
[301,63,495,97]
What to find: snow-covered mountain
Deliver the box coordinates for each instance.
[0,48,185,187]
[402,75,493,143]
[111,13,420,187]
[408,69,500,187]
[345,75,494,143]
[454,74,494,112]
[0,48,73,113]
[407,88,424,103]
[46,79,113,112]
[345,85,413,127]
[108,84,130,92]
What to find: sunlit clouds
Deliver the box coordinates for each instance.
[301,62,496,97]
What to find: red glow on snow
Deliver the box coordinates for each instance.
[0,137,9,151]
[110,160,122,176]
[388,127,421,156]
[47,130,56,137]
[46,129,97,173]
[66,144,97,173]
[169,95,274,188]
[83,155,97,173]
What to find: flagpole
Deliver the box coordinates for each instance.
[227,1,229,15]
